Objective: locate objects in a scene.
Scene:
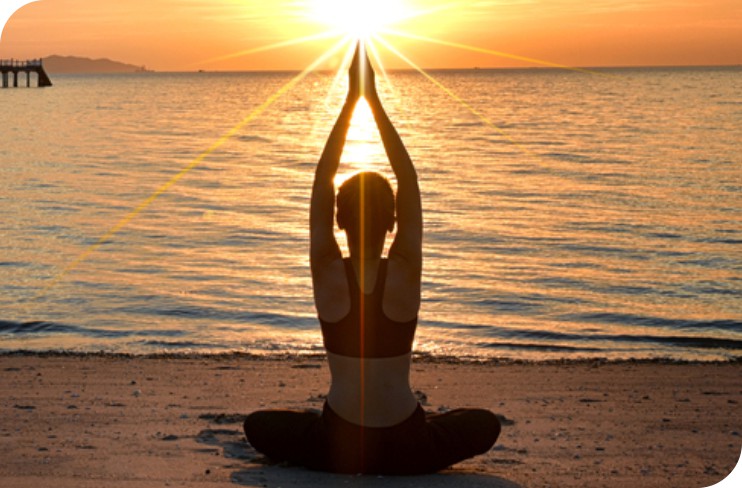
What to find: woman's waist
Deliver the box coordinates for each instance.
[326,352,417,427]
[327,385,418,428]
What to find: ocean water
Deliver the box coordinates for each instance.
[0,66,740,360]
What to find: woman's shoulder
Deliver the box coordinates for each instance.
[313,256,351,323]
[382,255,421,322]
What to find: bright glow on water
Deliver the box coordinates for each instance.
[0,67,740,360]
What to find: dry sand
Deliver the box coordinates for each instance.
[1,353,740,487]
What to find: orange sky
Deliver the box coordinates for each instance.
[1,0,740,71]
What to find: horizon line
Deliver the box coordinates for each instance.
[43,63,742,75]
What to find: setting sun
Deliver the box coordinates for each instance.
[305,0,415,39]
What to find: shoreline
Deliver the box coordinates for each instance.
[1,354,740,487]
[2,349,740,366]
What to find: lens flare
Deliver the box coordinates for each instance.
[38,1,613,299]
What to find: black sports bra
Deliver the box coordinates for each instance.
[319,259,417,358]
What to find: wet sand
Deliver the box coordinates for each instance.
[0,353,740,487]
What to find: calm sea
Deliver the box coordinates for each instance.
[1,67,740,360]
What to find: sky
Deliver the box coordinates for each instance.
[1,0,740,71]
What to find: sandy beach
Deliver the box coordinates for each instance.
[0,353,739,487]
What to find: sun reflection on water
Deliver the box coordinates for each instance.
[334,97,389,184]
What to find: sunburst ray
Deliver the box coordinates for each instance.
[374,34,537,159]
[190,29,344,69]
[382,29,616,78]
[35,36,351,299]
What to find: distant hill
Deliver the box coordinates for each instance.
[43,55,152,74]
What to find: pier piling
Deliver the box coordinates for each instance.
[0,59,53,88]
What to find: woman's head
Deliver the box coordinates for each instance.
[336,172,395,243]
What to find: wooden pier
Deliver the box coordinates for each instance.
[1,59,53,88]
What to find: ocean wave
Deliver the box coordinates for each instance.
[0,320,186,339]
[556,312,742,332]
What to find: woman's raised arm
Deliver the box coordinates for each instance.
[309,47,363,268]
[363,50,423,272]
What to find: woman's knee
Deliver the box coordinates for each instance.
[454,408,501,453]
[429,408,501,453]
[243,411,271,447]
[243,409,321,458]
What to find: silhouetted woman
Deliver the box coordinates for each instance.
[244,44,500,475]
